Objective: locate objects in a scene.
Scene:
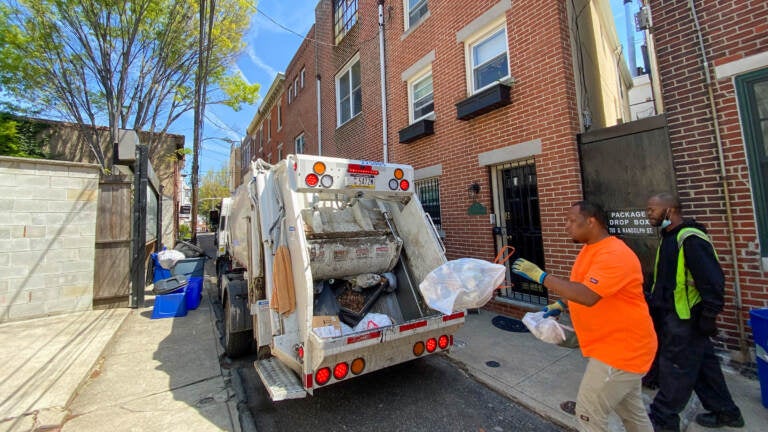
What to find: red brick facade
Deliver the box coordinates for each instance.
[648,0,768,355]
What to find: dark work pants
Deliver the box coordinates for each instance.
[649,313,739,430]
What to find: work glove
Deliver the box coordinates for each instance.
[542,299,566,318]
[511,258,548,284]
[697,311,718,337]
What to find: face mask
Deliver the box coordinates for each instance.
[659,209,671,229]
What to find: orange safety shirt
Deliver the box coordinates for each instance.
[568,236,657,374]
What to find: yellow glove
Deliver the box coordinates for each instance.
[512,258,548,284]
[542,299,566,318]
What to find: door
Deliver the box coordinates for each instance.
[491,159,547,305]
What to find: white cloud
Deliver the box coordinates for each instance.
[245,45,279,80]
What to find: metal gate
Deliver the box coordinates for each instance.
[578,115,675,283]
[491,159,547,304]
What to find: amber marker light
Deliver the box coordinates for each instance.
[313,161,326,175]
[394,168,404,179]
[351,358,366,375]
[413,341,425,356]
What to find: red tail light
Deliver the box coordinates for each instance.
[348,164,379,175]
[315,367,331,386]
[399,179,410,191]
[305,173,319,187]
[438,335,449,349]
[426,337,437,353]
[333,362,349,380]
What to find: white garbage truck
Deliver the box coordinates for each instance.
[217,154,465,401]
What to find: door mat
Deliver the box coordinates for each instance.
[491,316,529,332]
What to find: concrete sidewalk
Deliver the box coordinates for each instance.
[1,290,764,431]
[448,308,766,431]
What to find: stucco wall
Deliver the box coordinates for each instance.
[0,156,100,322]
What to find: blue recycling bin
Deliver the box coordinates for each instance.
[151,252,172,283]
[750,308,768,409]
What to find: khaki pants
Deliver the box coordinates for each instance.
[575,358,653,432]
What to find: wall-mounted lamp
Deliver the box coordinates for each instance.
[468,182,480,201]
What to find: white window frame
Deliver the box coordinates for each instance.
[277,142,284,160]
[408,68,434,123]
[336,53,362,126]
[277,104,282,130]
[295,133,306,154]
[464,20,510,94]
[301,68,306,88]
[288,85,292,104]
[294,77,298,97]
[334,0,358,43]
[267,115,271,141]
[404,0,429,31]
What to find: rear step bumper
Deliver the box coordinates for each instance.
[255,358,307,401]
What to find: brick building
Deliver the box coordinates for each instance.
[645,0,768,359]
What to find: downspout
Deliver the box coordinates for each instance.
[316,75,322,156]
[378,0,389,163]
[688,0,748,360]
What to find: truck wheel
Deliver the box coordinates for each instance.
[224,297,252,358]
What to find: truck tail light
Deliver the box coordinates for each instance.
[313,161,326,175]
[413,341,425,356]
[394,168,404,179]
[351,358,365,375]
[426,337,437,353]
[333,362,349,380]
[315,367,331,386]
[399,179,410,191]
[305,173,319,187]
[438,335,449,349]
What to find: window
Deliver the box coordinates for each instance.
[258,126,263,147]
[277,104,282,130]
[301,68,306,88]
[294,77,298,97]
[468,25,509,93]
[736,68,768,257]
[288,85,292,104]
[278,143,284,160]
[415,177,441,230]
[409,70,434,123]
[334,0,358,43]
[405,0,428,30]
[336,54,362,125]
[295,134,306,154]
[267,116,271,141]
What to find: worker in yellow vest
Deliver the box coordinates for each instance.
[645,193,743,431]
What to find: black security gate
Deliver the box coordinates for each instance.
[492,160,547,304]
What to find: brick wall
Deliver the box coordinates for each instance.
[0,157,100,322]
[385,0,583,280]
[284,27,318,157]
[648,0,768,353]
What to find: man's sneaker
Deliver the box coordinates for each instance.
[695,411,745,428]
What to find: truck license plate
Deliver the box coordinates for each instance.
[346,175,375,188]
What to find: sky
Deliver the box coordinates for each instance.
[180,0,645,180]
[172,0,318,179]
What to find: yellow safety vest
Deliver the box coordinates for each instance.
[652,227,716,320]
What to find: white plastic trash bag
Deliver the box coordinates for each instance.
[158,249,186,270]
[522,311,572,345]
[353,313,392,332]
[418,258,506,314]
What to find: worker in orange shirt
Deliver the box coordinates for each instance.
[513,201,657,432]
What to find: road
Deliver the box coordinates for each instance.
[198,233,564,432]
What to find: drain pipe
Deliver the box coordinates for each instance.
[688,0,748,360]
[378,0,389,163]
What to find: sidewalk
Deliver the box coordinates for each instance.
[448,308,766,431]
[1,292,764,431]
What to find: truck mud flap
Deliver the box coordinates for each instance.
[254,358,307,401]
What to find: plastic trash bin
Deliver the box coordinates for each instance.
[151,253,172,283]
[172,257,206,278]
[749,308,768,409]
[151,291,187,319]
[153,275,188,295]
[185,276,203,310]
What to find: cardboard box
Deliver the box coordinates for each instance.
[312,315,342,338]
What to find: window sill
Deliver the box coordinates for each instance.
[401,11,431,41]
[399,118,435,144]
[456,82,512,120]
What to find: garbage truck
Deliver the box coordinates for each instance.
[217,154,465,400]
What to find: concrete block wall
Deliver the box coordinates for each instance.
[0,156,100,322]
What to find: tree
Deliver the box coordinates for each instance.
[0,112,49,158]
[198,166,230,222]
[0,0,259,170]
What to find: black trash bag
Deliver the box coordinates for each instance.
[174,240,205,258]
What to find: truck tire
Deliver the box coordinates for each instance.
[224,296,252,358]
